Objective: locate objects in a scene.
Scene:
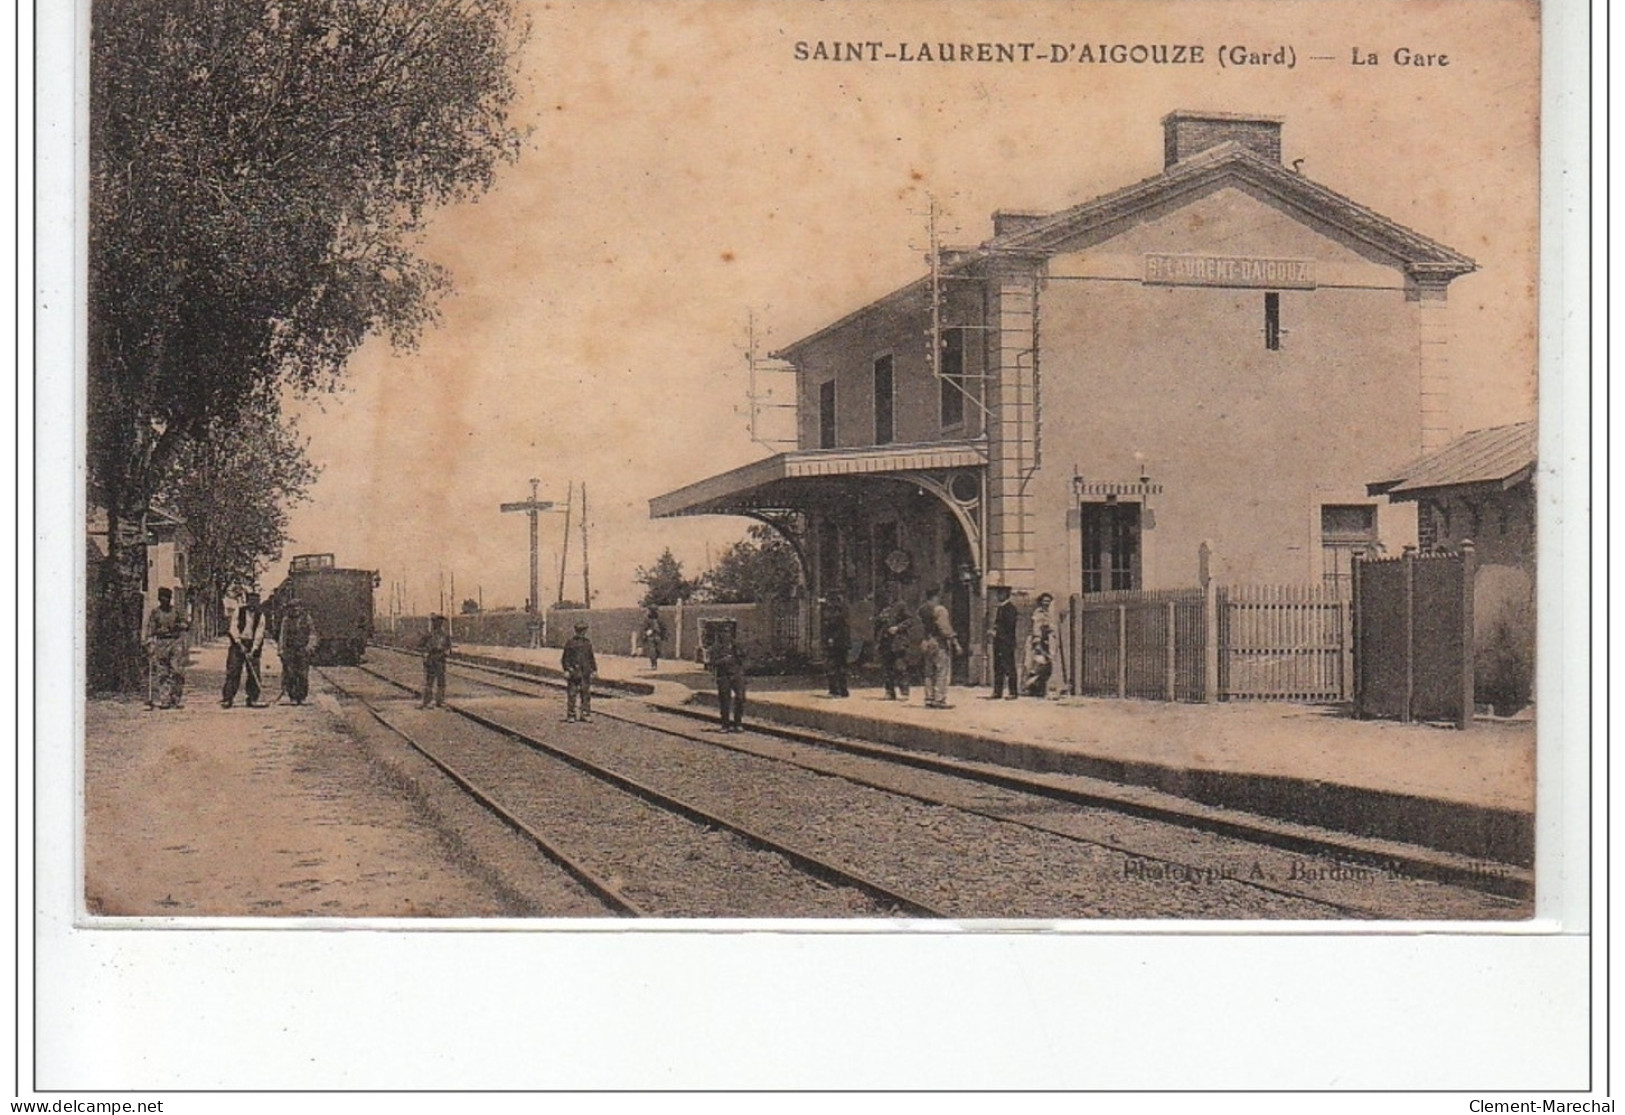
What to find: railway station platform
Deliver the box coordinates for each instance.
[449,642,1537,867]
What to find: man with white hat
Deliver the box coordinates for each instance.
[221,591,267,708]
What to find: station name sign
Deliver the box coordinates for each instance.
[1144,254,1316,289]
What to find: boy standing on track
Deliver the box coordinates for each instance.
[709,627,747,733]
[562,621,597,723]
[419,613,452,708]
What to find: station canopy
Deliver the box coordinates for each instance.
[650,439,987,520]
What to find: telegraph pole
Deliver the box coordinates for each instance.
[580,483,591,608]
[500,478,557,616]
[558,482,573,606]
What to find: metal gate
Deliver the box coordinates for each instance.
[1353,545,1475,727]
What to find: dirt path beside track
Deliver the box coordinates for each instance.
[84,649,527,918]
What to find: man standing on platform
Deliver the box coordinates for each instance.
[221,591,267,708]
[989,584,1020,700]
[419,613,452,708]
[640,607,667,671]
[277,598,316,706]
[821,592,851,698]
[918,586,960,709]
[709,626,747,733]
[561,621,596,722]
[874,599,913,701]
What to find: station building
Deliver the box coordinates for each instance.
[651,111,1477,678]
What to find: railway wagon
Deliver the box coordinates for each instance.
[268,553,380,666]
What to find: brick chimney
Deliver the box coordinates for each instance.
[1162,111,1283,167]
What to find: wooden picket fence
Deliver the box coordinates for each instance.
[1066,582,1350,703]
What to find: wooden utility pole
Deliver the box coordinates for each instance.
[557,481,573,606]
[500,478,557,616]
[580,483,591,608]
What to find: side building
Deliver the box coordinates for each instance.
[652,111,1477,681]
[1367,421,1536,715]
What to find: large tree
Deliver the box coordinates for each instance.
[635,550,701,609]
[88,0,527,688]
[699,525,804,604]
[160,392,321,624]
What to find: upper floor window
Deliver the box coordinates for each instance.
[939,327,966,428]
[818,380,837,449]
[873,355,895,445]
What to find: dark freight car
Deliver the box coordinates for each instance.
[268,554,380,666]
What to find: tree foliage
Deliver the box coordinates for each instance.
[87,0,527,688]
[699,525,803,603]
[161,392,321,618]
[635,549,701,608]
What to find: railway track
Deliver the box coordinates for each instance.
[321,664,950,918]
[349,647,1528,919]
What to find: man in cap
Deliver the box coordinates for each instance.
[143,586,191,709]
[561,621,597,722]
[989,584,1020,700]
[821,591,851,698]
[221,591,268,708]
[277,597,316,705]
[708,624,747,732]
[873,599,913,701]
[419,613,452,708]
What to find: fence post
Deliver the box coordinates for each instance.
[1401,545,1416,723]
[1350,553,1363,715]
[1458,540,1476,730]
[1199,541,1217,703]
[1115,605,1127,698]
[1068,594,1082,696]
[1165,601,1177,701]
[1057,599,1072,695]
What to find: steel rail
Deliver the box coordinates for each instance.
[320,669,648,917]
[371,646,1528,909]
[342,661,953,918]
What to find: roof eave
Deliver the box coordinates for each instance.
[991,144,1476,274]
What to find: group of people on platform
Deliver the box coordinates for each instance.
[988,587,1056,703]
[141,589,317,711]
[823,586,1057,710]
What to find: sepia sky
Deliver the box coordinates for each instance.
[281,0,1541,612]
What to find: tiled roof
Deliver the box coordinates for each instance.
[1367,422,1537,497]
[776,136,1475,360]
[987,141,1476,273]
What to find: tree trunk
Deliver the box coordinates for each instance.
[86,501,150,694]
